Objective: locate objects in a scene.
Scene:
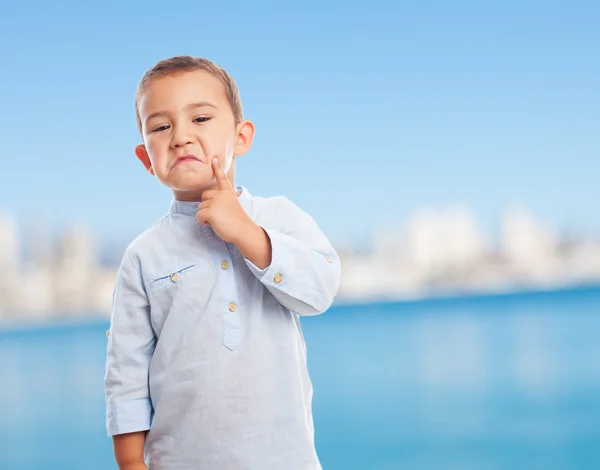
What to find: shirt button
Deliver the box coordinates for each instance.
[228,302,237,312]
[274,273,283,284]
[171,273,179,282]
[325,257,333,263]
[106,330,110,337]
[221,260,229,270]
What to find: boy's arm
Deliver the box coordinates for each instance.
[236,197,341,316]
[113,432,149,470]
[105,251,155,466]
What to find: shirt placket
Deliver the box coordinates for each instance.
[200,226,242,350]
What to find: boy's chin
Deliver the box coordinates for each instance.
[166,175,215,192]
[168,180,215,194]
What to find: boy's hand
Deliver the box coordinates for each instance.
[196,158,255,244]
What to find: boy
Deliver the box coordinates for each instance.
[104,55,341,470]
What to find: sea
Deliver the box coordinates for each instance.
[1,286,599,470]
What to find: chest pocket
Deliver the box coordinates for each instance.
[147,263,198,321]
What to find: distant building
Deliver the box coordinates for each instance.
[53,225,97,313]
[499,206,562,284]
[501,206,557,264]
[405,206,486,279]
[0,213,20,316]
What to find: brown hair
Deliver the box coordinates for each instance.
[135,55,243,133]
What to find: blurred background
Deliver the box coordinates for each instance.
[1,1,599,469]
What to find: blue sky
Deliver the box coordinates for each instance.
[1,0,598,251]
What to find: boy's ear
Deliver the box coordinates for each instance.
[233,120,255,157]
[135,144,155,175]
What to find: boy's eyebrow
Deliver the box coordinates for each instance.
[187,101,217,111]
[144,102,218,124]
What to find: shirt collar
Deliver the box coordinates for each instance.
[169,186,253,216]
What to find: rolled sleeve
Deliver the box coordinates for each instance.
[107,397,153,436]
[104,251,156,436]
[244,198,341,316]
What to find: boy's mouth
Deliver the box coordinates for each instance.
[173,154,202,167]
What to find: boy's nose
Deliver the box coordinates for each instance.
[171,129,194,148]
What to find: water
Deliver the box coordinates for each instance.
[1,286,600,470]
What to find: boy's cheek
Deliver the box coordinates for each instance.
[149,152,167,170]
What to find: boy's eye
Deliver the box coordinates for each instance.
[151,124,170,133]
[193,117,210,123]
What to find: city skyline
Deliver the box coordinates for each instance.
[2,200,600,320]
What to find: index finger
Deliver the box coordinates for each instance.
[212,157,233,191]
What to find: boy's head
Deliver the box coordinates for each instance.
[134,56,254,201]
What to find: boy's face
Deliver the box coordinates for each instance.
[135,70,254,200]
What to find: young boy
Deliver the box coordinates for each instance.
[104,56,341,470]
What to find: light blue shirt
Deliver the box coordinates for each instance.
[104,187,341,470]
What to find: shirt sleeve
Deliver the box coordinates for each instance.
[244,197,341,316]
[104,250,156,436]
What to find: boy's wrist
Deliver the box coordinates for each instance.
[234,220,272,269]
[232,219,259,246]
